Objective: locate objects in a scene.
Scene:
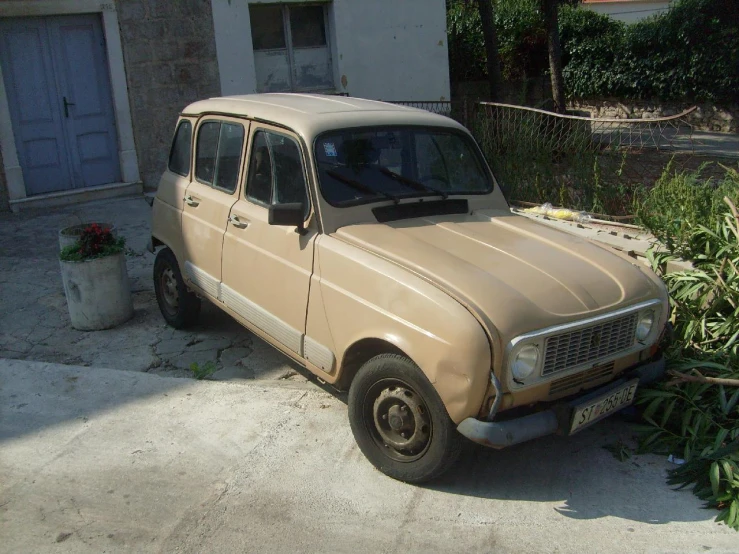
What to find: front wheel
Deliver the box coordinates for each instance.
[348,354,462,483]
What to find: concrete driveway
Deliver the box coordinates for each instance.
[1,359,736,554]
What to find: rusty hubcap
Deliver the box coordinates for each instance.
[160,267,179,312]
[371,382,431,460]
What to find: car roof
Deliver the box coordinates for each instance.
[181,93,467,138]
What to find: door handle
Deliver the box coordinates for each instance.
[228,215,249,228]
[63,96,75,118]
[183,195,199,207]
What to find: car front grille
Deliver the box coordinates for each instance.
[548,362,615,397]
[542,313,638,375]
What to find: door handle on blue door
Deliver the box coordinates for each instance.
[228,215,249,228]
[63,96,75,118]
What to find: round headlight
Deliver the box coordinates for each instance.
[511,344,539,380]
[636,310,655,341]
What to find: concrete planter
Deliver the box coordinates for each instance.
[59,223,117,251]
[60,252,134,331]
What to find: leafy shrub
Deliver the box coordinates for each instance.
[59,223,126,262]
[667,441,739,530]
[635,162,739,259]
[637,166,739,530]
[560,0,739,102]
[447,0,739,103]
[559,8,626,98]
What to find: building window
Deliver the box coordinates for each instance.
[249,3,334,93]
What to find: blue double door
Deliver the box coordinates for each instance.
[0,14,121,195]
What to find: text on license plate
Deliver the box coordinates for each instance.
[570,379,639,434]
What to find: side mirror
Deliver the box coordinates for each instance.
[268,203,306,234]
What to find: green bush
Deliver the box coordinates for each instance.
[635,162,739,259]
[559,0,739,102]
[447,0,739,103]
[558,8,626,98]
[636,165,739,530]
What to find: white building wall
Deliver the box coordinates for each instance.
[583,1,671,24]
[211,0,450,101]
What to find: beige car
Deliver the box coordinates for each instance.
[149,94,669,483]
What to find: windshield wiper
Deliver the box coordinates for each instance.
[379,167,449,200]
[326,169,400,204]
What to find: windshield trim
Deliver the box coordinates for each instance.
[312,125,494,208]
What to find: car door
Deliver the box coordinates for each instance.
[221,125,316,356]
[180,117,247,300]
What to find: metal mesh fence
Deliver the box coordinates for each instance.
[393,100,708,217]
[471,102,699,216]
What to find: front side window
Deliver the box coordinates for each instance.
[245,130,309,211]
[168,120,192,176]
[195,121,245,193]
[314,127,492,206]
[249,3,333,92]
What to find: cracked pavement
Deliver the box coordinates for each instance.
[1,360,737,553]
[0,196,307,383]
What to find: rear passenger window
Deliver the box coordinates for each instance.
[245,130,308,210]
[195,121,245,193]
[195,122,220,184]
[214,124,245,192]
[168,120,192,176]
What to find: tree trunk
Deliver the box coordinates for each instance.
[475,0,502,101]
[542,0,566,114]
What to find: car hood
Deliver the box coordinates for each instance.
[333,209,662,343]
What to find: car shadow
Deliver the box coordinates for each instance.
[425,417,708,525]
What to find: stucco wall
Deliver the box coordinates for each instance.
[583,1,671,24]
[116,0,221,188]
[212,0,450,101]
[332,0,450,100]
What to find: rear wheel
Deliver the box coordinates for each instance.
[348,354,462,483]
[153,248,200,329]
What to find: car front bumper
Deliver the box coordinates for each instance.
[457,355,666,449]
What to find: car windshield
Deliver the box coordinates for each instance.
[314,127,492,206]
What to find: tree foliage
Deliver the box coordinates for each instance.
[447,0,739,103]
[559,0,739,102]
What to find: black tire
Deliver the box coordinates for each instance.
[153,247,201,329]
[348,354,462,483]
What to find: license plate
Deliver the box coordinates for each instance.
[570,379,639,434]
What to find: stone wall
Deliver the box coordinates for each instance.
[568,99,739,134]
[116,0,221,189]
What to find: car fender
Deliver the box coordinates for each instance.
[314,235,493,423]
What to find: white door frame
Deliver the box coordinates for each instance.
[0,0,139,201]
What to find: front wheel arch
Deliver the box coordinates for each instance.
[336,337,408,390]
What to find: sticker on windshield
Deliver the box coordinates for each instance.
[324,142,337,157]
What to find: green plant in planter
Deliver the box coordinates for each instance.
[60,223,126,262]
